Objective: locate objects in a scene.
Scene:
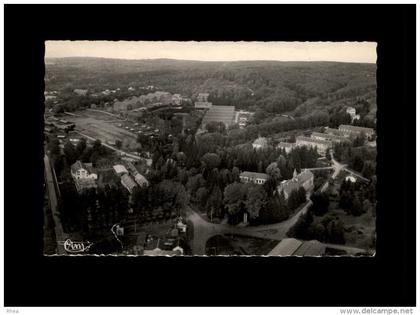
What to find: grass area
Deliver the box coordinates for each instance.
[205,234,279,256]
[330,204,375,249]
[65,110,139,150]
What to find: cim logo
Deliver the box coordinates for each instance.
[63,239,93,253]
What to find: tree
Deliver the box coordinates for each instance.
[206,186,224,220]
[47,138,61,159]
[76,138,87,157]
[287,211,313,239]
[266,162,281,182]
[196,187,209,207]
[309,191,330,216]
[205,121,226,134]
[244,184,267,221]
[201,152,221,171]
[224,182,247,223]
[63,141,78,165]
[326,218,346,244]
[362,161,376,179]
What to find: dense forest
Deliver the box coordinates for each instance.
[45,57,377,118]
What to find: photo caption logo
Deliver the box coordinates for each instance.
[63,239,93,253]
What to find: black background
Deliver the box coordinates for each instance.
[4,4,416,307]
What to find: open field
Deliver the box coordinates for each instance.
[63,110,139,149]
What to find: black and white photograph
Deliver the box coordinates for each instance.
[4,3,416,310]
[43,41,378,257]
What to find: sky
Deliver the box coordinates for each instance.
[45,41,377,63]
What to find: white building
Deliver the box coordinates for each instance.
[296,136,332,156]
[70,161,98,180]
[113,164,129,175]
[252,137,269,150]
[277,169,314,200]
[277,142,295,153]
[239,171,269,185]
[346,107,360,122]
[338,125,375,138]
[120,173,137,194]
[70,161,98,192]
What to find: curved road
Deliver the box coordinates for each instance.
[187,157,349,255]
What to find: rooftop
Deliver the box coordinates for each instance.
[71,160,96,174]
[268,238,325,256]
[253,137,268,147]
[113,164,128,175]
[202,105,235,126]
[239,171,270,181]
[268,238,302,256]
[277,141,295,148]
[121,173,137,190]
[296,135,332,146]
[339,125,374,133]
[278,169,314,197]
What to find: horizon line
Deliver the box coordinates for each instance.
[45,56,376,64]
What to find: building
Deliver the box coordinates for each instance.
[113,164,129,175]
[70,161,98,192]
[252,137,269,150]
[196,93,209,102]
[201,105,235,128]
[239,171,270,185]
[345,175,357,183]
[267,238,326,256]
[52,121,75,132]
[71,161,98,180]
[338,125,375,138]
[73,89,88,96]
[195,93,212,109]
[195,101,213,109]
[277,169,314,200]
[310,132,350,144]
[120,173,137,194]
[172,94,182,105]
[324,127,348,138]
[346,107,360,122]
[277,142,295,153]
[143,248,181,256]
[134,173,149,187]
[296,136,332,156]
[73,178,97,192]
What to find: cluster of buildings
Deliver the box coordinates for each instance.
[69,159,149,195]
[239,168,314,201]
[45,117,76,134]
[113,91,187,112]
[113,162,149,194]
[254,124,375,157]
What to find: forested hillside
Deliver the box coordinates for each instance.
[45,57,377,117]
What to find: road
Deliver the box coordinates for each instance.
[187,157,349,255]
[44,154,69,254]
[74,131,142,161]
